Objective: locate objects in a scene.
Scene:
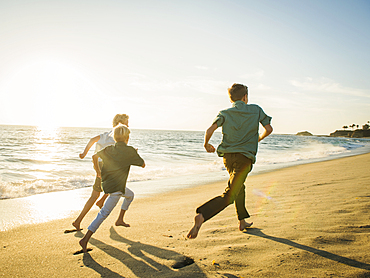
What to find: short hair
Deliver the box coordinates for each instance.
[113,124,130,142]
[228,83,248,101]
[112,114,129,127]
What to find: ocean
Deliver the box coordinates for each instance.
[1,124,370,200]
[1,125,370,231]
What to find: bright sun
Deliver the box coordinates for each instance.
[3,59,102,128]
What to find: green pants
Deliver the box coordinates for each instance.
[196,153,252,221]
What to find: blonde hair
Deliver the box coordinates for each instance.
[228,83,248,102]
[112,114,129,127]
[113,124,130,142]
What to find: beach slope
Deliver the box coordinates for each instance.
[1,153,370,277]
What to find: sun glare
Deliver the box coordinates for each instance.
[31,126,61,172]
[35,124,60,141]
[4,58,102,128]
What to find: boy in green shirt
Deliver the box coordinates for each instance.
[187,83,272,239]
[79,124,145,252]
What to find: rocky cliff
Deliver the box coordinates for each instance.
[296,131,313,136]
[330,129,370,138]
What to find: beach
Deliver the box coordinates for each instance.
[1,153,370,277]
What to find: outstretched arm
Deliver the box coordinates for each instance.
[79,135,100,159]
[259,124,273,142]
[204,123,218,153]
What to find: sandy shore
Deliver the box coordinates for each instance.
[1,153,370,277]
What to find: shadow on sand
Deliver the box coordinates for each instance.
[82,253,124,278]
[247,228,370,271]
[75,228,206,277]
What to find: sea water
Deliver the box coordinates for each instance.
[1,124,370,200]
[1,125,370,231]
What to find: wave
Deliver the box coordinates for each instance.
[258,135,370,165]
[0,159,226,199]
[0,177,93,200]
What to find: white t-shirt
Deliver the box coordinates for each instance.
[95,131,115,161]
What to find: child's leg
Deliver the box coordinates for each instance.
[234,184,253,230]
[186,213,205,239]
[79,230,93,253]
[78,192,122,252]
[115,187,134,227]
[73,190,100,230]
[92,173,106,208]
[87,192,122,233]
[187,154,252,239]
[239,219,253,231]
[115,210,130,227]
[96,193,108,209]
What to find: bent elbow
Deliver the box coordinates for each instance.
[266,125,273,134]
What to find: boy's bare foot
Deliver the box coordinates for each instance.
[96,200,104,209]
[72,221,81,231]
[239,219,253,231]
[115,221,130,227]
[79,239,88,253]
[186,213,204,239]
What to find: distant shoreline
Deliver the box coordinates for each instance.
[2,123,369,137]
[296,129,370,138]
[329,129,370,138]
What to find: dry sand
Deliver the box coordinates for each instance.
[1,153,370,277]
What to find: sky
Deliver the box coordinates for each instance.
[0,0,369,135]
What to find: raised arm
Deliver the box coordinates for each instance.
[204,123,218,153]
[79,135,100,159]
[259,124,273,142]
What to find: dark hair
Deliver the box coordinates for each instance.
[228,83,248,101]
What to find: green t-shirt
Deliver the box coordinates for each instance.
[96,142,144,194]
[214,101,272,164]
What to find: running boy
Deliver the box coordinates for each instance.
[79,124,145,252]
[72,114,131,231]
[187,83,272,239]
